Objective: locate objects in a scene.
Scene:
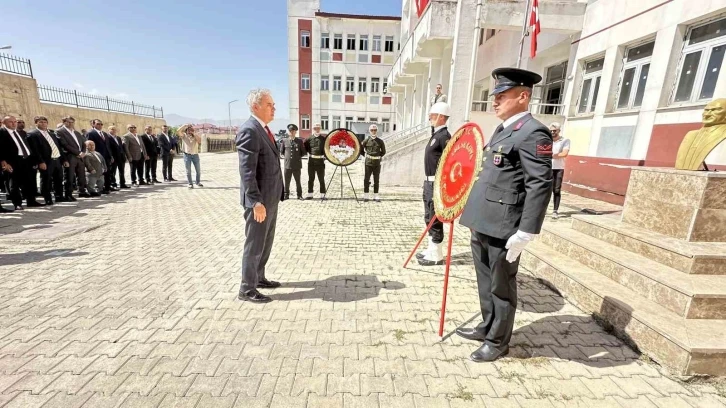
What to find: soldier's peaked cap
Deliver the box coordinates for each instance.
[287,123,298,131]
[491,68,542,95]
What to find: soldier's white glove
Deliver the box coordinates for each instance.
[505,230,536,263]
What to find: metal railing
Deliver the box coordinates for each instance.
[0,53,33,77]
[38,85,164,118]
[471,100,566,116]
[382,121,428,144]
[207,138,235,153]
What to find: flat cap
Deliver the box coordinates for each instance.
[491,67,542,95]
[287,123,298,131]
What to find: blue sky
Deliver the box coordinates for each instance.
[7,0,401,123]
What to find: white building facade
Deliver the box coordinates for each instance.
[386,0,726,204]
[287,0,401,138]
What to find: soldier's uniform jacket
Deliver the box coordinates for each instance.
[280,137,306,170]
[459,113,553,239]
[425,127,451,176]
[304,134,326,157]
[361,137,386,166]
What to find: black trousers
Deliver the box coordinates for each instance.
[307,158,326,194]
[552,169,564,211]
[423,181,443,243]
[40,158,64,201]
[470,231,519,349]
[239,203,278,293]
[284,168,302,198]
[65,155,87,196]
[103,159,113,191]
[145,155,158,181]
[130,159,144,184]
[161,154,174,180]
[114,160,127,186]
[7,157,37,206]
[364,163,381,193]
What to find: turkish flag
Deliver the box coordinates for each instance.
[529,0,540,59]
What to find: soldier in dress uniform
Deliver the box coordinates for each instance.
[417,102,452,266]
[361,124,386,202]
[303,123,327,200]
[280,123,306,200]
[457,68,553,362]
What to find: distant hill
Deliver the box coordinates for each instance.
[165,113,290,133]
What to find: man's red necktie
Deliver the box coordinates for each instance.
[264,126,275,146]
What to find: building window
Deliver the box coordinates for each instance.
[333,76,342,91]
[385,36,394,52]
[578,57,604,114]
[321,75,329,91]
[346,76,355,92]
[371,77,380,93]
[334,34,343,50]
[347,34,356,50]
[673,18,726,104]
[301,74,310,91]
[373,35,381,52]
[321,33,329,49]
[356,117,365,122]
[333,116,341,129]
[383,78,389,94]
[360,35,369,51]
[617,41,654,110]
[370,117,378,123]
[359,78,367,93]
[301,115,310,130]
[321,116,329,130]
[345,116,353,129]
[542,61,567,114]
[332,94,342,103]
[382,118,390,132]
[301,31,310,48]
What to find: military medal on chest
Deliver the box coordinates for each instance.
[493,145,504,166]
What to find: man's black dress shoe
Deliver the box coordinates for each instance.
[121,185,131,189]
[238,289,272,303]
[455,328,487,342]
[65,196,77,202]
[258,279,281,288]
[89,192,101,197]
[470,344,508,363]
[78,192,91,198]
[170,178,177,181]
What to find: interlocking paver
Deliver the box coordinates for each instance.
[1,153,725,408]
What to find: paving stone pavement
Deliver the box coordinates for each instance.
[0,153,724,408]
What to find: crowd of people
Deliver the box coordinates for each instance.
[0,115,204,212]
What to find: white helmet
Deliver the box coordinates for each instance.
[429,102,450,117]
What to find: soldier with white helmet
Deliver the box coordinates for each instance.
[417,102,452,266]
[361,123,386,202]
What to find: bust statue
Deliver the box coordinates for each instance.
[675,99,726,170]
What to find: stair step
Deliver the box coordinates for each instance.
[539,222,726,319]
[571,214,726,275]
[522,241,726,375]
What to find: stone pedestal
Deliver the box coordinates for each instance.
[622,168,726,242]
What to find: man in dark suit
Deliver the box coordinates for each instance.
[56,116,90,199]
[108,126,129,188]
[0,116,45,210]
[457,68,553,362]
[158,125,176,182]
[236,89,285,303]
[16,119,39,201]
[26,116,65,205]
[123,124,147,186]
[141,126,160,184]
[280,123,305,200]
[85,119,116,194]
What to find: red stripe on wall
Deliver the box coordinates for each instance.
[298,19,313,139]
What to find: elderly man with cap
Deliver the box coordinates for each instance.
[280,123,306,200]
[360,123,386,202]
[457,68,553,362]
[303,123,327,200]
[417,102,452,266]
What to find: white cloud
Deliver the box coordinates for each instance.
[89,89,98,95]
[73,83,84,89]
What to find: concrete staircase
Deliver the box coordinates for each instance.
[521,213,726,375]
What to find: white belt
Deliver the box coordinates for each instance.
[425,176,435,182]
[367,156,382,160]
[310,155,324,159]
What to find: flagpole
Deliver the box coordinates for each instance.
[464,0,483,122]
[516,0,533,68]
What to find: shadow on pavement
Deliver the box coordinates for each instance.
[272,274,405,302]
[0,248,88,266]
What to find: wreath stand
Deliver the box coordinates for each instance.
[324,164,359,202]
[403,215,458,337]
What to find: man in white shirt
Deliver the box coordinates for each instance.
[549,122,570,219]
[56,116,90,199]
[430,84,448,106]
[0,116,46,209]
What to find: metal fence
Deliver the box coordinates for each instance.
[37,85,164,118]
[0,53,33,77]
[207,138,235,152]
